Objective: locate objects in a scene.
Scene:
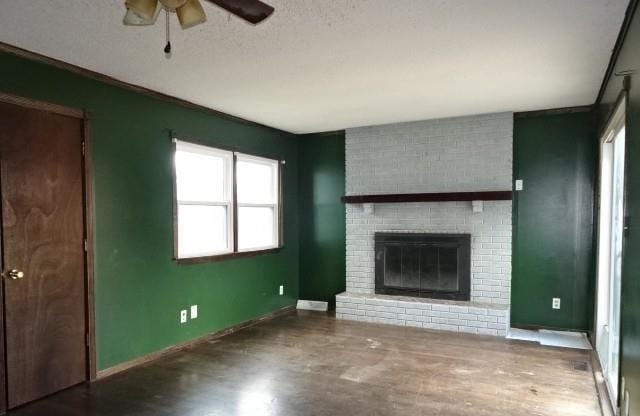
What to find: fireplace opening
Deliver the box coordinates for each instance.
[375,233,470,301]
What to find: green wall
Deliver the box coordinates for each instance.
[0,35,625,391]
[597,2,640,413]
[298,132,346,307]
[0,52,299,371]
[512,111,597,331]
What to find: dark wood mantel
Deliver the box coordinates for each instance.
[341,191,512,204]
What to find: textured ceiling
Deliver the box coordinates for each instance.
[0,0,628,133]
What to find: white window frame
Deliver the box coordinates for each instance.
[174,139,234,259]
[595,93,626,409]
[172,139,282,261]
[235,152,280,252]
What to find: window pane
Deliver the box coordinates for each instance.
[238,206,276,250]
[178,205,229,257]
[175,150,226,202]
[237,159,276,204]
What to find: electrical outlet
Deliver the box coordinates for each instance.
[190,305,198,319]
[515,179,524,191]
[279,285,284,296]
[552,298,561,310]
[180,309,187,323]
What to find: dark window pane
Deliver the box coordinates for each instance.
[438,247,459,290]
[384,245,402,287]
[420,246,439,290]
[401,246,420,289]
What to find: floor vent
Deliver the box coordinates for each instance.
[569,360,589,372]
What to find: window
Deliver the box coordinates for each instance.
[174,141,234,258]
[173,139,281,260]
[236,154,280,251]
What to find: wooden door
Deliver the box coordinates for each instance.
[0,101,87,408]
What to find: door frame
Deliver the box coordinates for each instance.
[0,92,97,411]
[594,89,628,411]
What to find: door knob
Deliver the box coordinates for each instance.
[6,269,24,280]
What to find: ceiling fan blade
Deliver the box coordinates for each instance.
[205,0,274,24]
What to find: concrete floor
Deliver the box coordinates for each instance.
[8,311,601,415]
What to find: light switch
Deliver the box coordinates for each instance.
[190,305,198,319]
[515,179,524,191]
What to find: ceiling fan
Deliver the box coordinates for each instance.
[123,0,274,54]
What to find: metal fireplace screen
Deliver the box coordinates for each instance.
[375,233,470,301]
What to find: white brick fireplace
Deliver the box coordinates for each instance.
[336,112,513,336]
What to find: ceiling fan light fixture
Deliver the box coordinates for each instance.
[177,0,207,29]
[123,5,161,25]
[125,0,159,20]
[159,0,188,10]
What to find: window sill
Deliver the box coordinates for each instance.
[174,246,283,265]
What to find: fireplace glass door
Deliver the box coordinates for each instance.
[375,233,470,301]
